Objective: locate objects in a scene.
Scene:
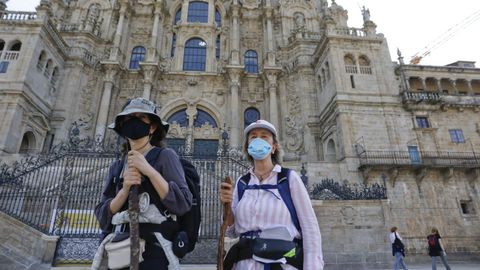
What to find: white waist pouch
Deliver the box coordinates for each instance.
[104,236,146,270]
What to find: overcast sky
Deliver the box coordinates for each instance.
[7,0,480,67]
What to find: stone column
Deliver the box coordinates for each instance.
[436,78,443,93]
[148,3,162,62]
[466,80,474,96]
[95,65,118,140]
[207,0,214,24]
[140,64,158,99]
[265,69,281,128]
[181,0,189,23]
[110,1,128,61]
[264,7,275,66]
[230,3,240,65]
[450,79,458,94]
[227,69,241,147]
[420,77,427,91]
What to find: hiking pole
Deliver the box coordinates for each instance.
[217,176,233,270]
[129,179,140,270]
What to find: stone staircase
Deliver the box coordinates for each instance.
[0,244,50,270]
[0,212,58,270]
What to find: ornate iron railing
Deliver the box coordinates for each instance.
[311,178,386,200]
[358,150,479,168]
[0,127,249,264]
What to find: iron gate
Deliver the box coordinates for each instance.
[0,136,249,264]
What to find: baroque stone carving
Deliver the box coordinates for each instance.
[340,206,357,225]
[168,123,186,138]
[284,90,304,152]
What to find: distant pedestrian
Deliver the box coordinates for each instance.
[390,226,408,270]
[427,227,452,270]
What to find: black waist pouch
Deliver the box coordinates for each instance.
[252,238,297,261]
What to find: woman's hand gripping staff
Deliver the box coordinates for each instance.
[217,176,233,270]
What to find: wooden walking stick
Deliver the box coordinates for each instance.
[217,176,233,270]
[129,180,140,270]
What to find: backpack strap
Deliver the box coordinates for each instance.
[145,146,165,165]
[237,167,301,233]
[237,172,251,200]
[277,168,301,233]
[112,159,124,185]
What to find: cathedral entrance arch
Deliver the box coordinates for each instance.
[165,106,220,158]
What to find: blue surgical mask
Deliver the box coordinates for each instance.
[247,138,272,160]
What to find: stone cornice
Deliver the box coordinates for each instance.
[400,64,480,74]
[43,20,69,58]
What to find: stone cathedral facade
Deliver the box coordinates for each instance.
[0,0,479,260]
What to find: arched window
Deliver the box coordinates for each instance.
[167,108,217,128]
[37,51,47,70]
[187,1,208,23]
[215,8,221,27]
[51,67,59,85]
[358,55,372,75]
[344,54,357,74]
[171,33,177,57]
[244,50,258,74]
[194,109,217,127]
[326,139,336,162]
[358,55,370,66]
[86,3,101,23]
[167,109,188,127]
[183,38,206,71]
[129,46,146,70]
[0,40,5,51]
[344,54,355,65]
[44,59,53,77]
[244,107,260,128]
[9,41,22,51]
[19,131,36,154]
[174,8,182,24]
[215,35,220,59]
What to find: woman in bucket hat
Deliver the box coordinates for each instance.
[94,98,192,270]
[219,120,324,270]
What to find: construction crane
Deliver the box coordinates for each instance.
[410,9,480,65]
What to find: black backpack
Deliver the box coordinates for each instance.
[150,147,201,257]
[112,147,201,257]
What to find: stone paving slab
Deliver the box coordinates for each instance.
[51,261,480,270]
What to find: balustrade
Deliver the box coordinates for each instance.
[359,150,479,168]
[345,65,358,74]
[334,27,367,37]
[1,51,19,60]
[360,66,372,75]
[0,11,37,21]
[403,91,441,102]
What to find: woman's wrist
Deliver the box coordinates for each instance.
[143,164,157,179]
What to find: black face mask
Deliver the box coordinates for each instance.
[119,117,151,140]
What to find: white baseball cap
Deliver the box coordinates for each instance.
[244,119,277,137]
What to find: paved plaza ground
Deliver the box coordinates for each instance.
[48,262,480,270]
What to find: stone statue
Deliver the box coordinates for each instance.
[294,12,306,31]
[362,6,371,23]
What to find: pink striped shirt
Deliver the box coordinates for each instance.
[226,165,324,270]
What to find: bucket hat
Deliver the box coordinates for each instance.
[108,98,169,134]
[244,119,277,137]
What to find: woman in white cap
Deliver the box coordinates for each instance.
[94,98,192,270]
[219,119,324,270]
